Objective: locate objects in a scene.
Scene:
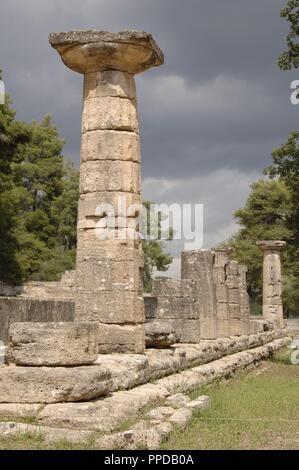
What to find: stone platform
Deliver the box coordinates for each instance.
[0,331,289,449]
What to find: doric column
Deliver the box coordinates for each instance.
[49,30,164,353]
[213,247,233,337]
[256,240,286,329]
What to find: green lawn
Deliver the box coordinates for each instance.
[162,351,299,450]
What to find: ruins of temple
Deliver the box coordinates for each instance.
[0,30,289,449]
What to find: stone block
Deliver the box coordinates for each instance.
[216,319,231,338]
[82,96,138,133]
[216,303,229,320]
[84,70,136,100]
[213,266,226,284]
[81,129,140,163]
[79,160,141,194]
[98,323,145,354]
[215,284,228,303]
[228,288,240,305]
[7,322,99,366]
[75,291,144,324]
[145,321,178,349]
[78,191,141,220]
[76,236,142,261]
[156,297,200,320]
[181,250,214,281]
[0,365,111,403]
[152,279,197,298]
[229,303,241,319]
[76,257,143,292]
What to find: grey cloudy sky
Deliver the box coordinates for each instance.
[0,0,298,275]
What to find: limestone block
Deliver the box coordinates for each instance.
[145,321,178,349]
[156,297,200,320]
[230,319,241,336]
[216,319,231,338]
[228,288,240,305]
[226,261,239,276]
[226,274,239,289]
[0,404,43,420]
[97,323,145,354]
[176,319,201,343]
[215,284,228,303]
[200,320,217,340]
[78,192,141,221]
[185,395,211,411]
[75,291,144,324]
[229,303,241,319]
[82,96,138,133]
[181,250,214,281]
[76,236,142,261]
[147,406,175,420]
[213,266,226,284]
[76,257,143,292]
[98,353,149,390]
[216,303,229,320]
[84,70,136,100]
[168,408,192,427]
[165,393,191,409]
[0,365,111,403]
[81,129,140,163]
[7,322,99,366]
[79,160,141,194]
[152,279,197,298]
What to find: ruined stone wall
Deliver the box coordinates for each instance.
[145,249,253,344]
[0,298,74,344]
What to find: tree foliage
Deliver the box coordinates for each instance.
[278,0,299,70]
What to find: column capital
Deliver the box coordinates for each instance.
[256,240,286,251]
[49,30,164,75]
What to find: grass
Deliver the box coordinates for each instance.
[162,351,299,450]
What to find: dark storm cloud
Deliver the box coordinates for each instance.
[0,0,298,253]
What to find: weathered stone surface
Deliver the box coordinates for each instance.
[98,353,149,390]
[168,407,192,427]
[38,383,169,431]
[74,291,144,323]
[76,258,143,292]
[0,297,74,345]
[76,237,142,261]
[152,279,197,298]
[147,406,175,420]
[49,30,164,75]
[7,322,99,366]
[0,365,111,403]
[156,297,200,320]
[145,322,178,348]
[185,395,210,411]
[97,324,145,354]
[79,160,141,194]
[0,421,94,445]
[0,403,43,420]
[81,129,140,163]
[78,191,141,220]
[84,70,136,100]
[82,96,138,133]
[165,393,191,409]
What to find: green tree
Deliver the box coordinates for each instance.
[226,179,298,315]
[278,0,299,70]
[142,200,173,291]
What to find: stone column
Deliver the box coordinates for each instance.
[213,247,233,338]
[49,30,164,353]
[256,240,286,329]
